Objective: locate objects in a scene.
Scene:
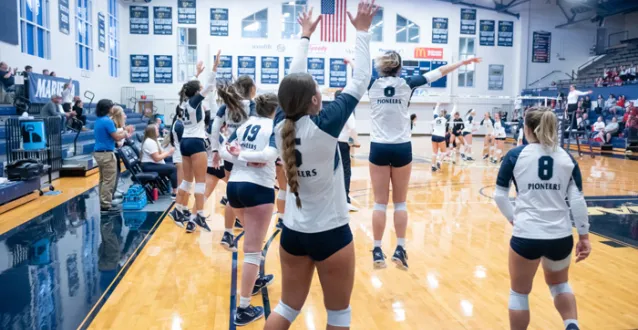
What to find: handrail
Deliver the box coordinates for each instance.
[528,70,573,87]
[578,54,606,72]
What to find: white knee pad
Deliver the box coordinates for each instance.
[373,203,387,211]
[508,289,529,310]
[179,180,193,192]
[489,146,495,152]
[327,306,351,327]
[496,149,503,155]
[194,182,206,195]
[243,252,261,266]
[542,254,571,272]
[394,202,407,211]
[278,189,287,201]
[549,282,573,299]
[273,302,300,323]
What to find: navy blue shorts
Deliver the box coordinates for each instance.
[280,224,353,262]
[206,166,225,180]
[462,131,471,136]
[180,138,207,157]
[510,236,573,261]
[432,135,445,143]
[226,182,274,208]
[368,142,412,167]
[223,160,234,172]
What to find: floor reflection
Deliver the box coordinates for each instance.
[586,197,638,247]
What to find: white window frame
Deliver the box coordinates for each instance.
[458,37,476,87]
[242,9,268,39]
[75,0,94,70]
[370,7,383,42]
[19,0,52,59]
[108,0,119,77]
[177,27,197,82]
[396,14,419,43]
[281,1,306,39]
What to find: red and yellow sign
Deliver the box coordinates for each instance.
[414,47,444,59]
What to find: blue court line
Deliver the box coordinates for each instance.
[229,231,245,330]
[78,202,173,330]
[260,228,282,318]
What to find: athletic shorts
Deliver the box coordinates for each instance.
[462,131,471,137]
[510,236,573,261]
[453,129,462,136]
[496,137,506,141]
[280,224,353,262]
[226,182,274,208]
[368,142,412,167]
[223,160,234,172]
[206,166,225,179]
[432,135,445,143]
[180,138,207,157]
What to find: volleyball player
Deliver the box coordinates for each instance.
[461,109,477,161]
[263,3,374,329]
[367,46,480,270]
[492,112,507,164]
[481,112,495,160]
[170,53,220,232]
[431,107,448,172]
[451,111,465,163]
[494,108,591,330]
[219,93,279,326]
[168,106,184,198]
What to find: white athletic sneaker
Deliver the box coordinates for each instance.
[347,203,359,212]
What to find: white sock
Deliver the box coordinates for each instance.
[239,296,251,308]
[197,210,205,217]
[225,228,232,234]
[397,238,406,247]
[564,319,578,328]
[374,240,382,248]
[176,204,185,212]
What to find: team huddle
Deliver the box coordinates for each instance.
[165,1,591,329]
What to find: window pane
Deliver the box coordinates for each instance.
[467,38,475,54]
[188,28,197,45]
[26,23,35,55]
[37,27,44,57]
[408,26,419,43]
[467,72,474,87]
[397,15,406,28]
[36,0,43,26]
[458,72,465,87]
[26,0,34,22]
[370,8,383,42]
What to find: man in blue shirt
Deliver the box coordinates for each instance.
[93,99,133,212]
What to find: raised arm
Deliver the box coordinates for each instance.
[209,105,226,152]
[199,50,221,98]
[406,57,483,89]
[289,9,321,74]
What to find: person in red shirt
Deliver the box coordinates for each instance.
[624,103,637,141]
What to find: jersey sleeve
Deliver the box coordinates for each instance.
[311,93,360,138]
[404,75,428,89]
[496,146,525,189]
[237,132,278,163]
[289,37,309,74]
[341,31,371,100]
[248,101,256,116]
[188,94,205,110]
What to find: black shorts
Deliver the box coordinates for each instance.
[280,224,353,262]
[206,166,225,179]
[62,103,71,112]
[510,236,573,261]
[368,142,412,167]
[223,160,234,172]
[452,129,462,136]
[226,182,274,208]
[462,131,471,136]
[496,137,506,141]
[180,138,207,157]
[432,135,445,143]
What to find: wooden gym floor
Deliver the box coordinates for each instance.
[1,136,637,330]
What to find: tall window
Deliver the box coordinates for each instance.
[370,7,383,42]
[76,0,93,70]
[19,0,51,59]
[177,27,197,82]
[458,37,476,87]
[107,0,119,77]
[396,14,419,43]
[281,1,306,39]
[242,9,268,38]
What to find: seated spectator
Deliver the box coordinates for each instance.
[614,75,622,86]
[604,116,619,144]
[592,116,605,141]
[50,71,56,77]
[42,69,49,75]
[140,124,177,198]
[582,95,592,112]
[619,66,629,81]
[40,95,75,132]
[578,113,591,131]
[624,103,638,139]
[0,62,17,92]
[61,78,74,112]
[594,94,604,115]
[613,95,626,116]
[604,94,617,114]
[629,65,637,81]
[73,99,87,126]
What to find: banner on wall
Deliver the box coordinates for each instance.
[215,55,233,81]
[261,57,279,84]
[210,8,229,36]
[284,57,293,76]
[479,20,495,46]
[130,55,150,83]
[27,73,79,104]
[498,21,514,47]
[460,8,476,35]
[329,58,347,88]
[238,56,256,81]
[400,60,448,88]
[154,55,173,84]
[488,64,504,90]
[153,7,172,35]
[432,17,448,44]
[414,47,443,59]
[130,6,149,35]
[532,31,551,63]
[178,0,196,24]
[430,61,448,88]
[308,58,325,85]
[58,0,70,35]
[98,13,106,52]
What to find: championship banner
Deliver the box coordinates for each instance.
[98,13,106,52]
[178,0,196,24]
[284,57,293,76]
[27,73,79,104]
[130,6,149,35]
[237,56,256,81]
[215,55,233,81]
[460,8,476,35]
[488,64,504,90]
[210,8,229,36]
[479,20,495,46]
[432,17,448,44]
[153,6,172,35]
[329,58,347,88]
[498,21,514,47]
[59,0,70,35]
[130,55,150,83]
[532,31,551,63]
[261,56,279,84]
[154,55,173,84]
[308,58,325,85]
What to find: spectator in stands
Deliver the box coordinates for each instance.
[94,99,133,213]
[111,106,128,148]
[593,116,605,141]
[73,99,86,126]
[140,124,177,198]
[40,95,73,131]
[0,62,17,92]
[583,95,592,112]
[629,64,637,82]
[42,69,49,75]
[604,94,617,114]
[595,94,604,115]
[613,95,626,116]
[61,78,74,112]
[604,117,619,144]
[578,113,591,131]
[50,72,56,77]
[614,75,622,86]
[21,65,32,78]
[624,104,638,139]
[619,66,629,82]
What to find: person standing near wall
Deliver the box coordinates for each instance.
[566,85,592,128]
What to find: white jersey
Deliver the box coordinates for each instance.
[220,116,277,188]
[496,144,584,239]
[463,114,475,133]
[432,115,447,137]
[481,117,495,135]
[368,70,441,144]
[494,120,506,138]
[182,72,217,139]
[210,100,255,152]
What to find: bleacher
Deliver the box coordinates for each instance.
[558,46,638,89]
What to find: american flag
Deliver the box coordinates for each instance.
[321,0,347,43]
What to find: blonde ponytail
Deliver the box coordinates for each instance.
[525,107,558,150]
[281,119,301,208]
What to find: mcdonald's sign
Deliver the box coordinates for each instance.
[414,47,444,59]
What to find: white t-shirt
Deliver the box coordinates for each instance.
[567,90,588,105]
[62,87,73,104]
[593,121,605,132]
[142,138,165,164]
[432,116,447,137]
